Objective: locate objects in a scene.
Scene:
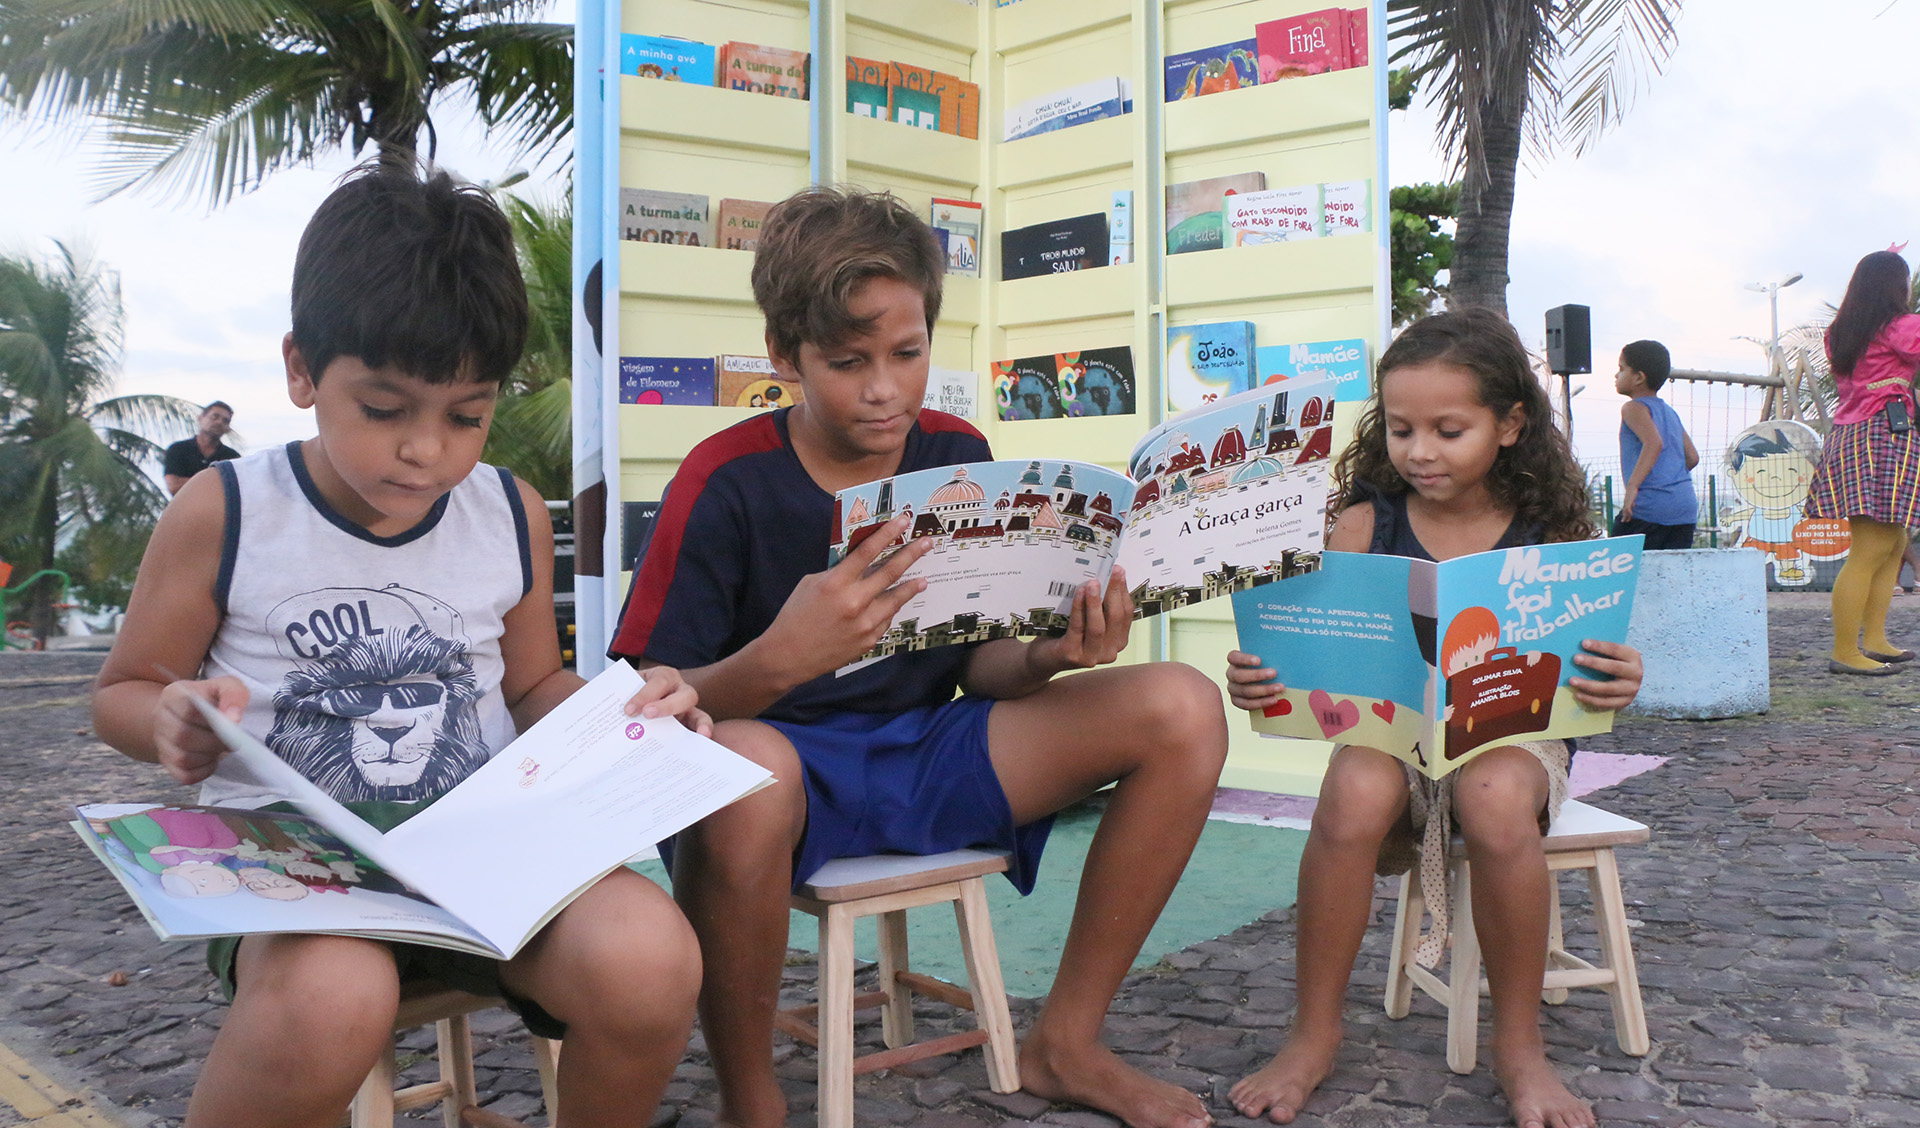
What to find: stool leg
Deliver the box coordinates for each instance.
[1588,848,1650,1056]
[351,1038,398,1128]
[1444,860,1481,1075]
[876,908,914,1050]
[1543,874,1568,1005]
[438,1015,477,1128]
[1385,870,1420,1019]
[817,903,858,1128]
[531,1037,562,1127]
[955,878,1020,1094]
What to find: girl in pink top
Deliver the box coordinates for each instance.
[1805,250,1920,674]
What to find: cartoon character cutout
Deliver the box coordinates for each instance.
[1720,420,1845,587]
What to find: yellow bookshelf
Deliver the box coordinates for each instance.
[610,0,1385,794]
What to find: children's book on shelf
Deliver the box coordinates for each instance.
[716,199,772,252]
[1001,213,1109,280]
[831,378,1336,662]
[620,34,717,85]
[847,56,890,117]
[992,356,1067,420]
[1164,40,1259,102]
[619,188,713,246]
[1057,346,1137,418]
[1166,172,1267,255]
[1255,8,1353,82]
[924,367,980,419]
[717,42,809,100]
[1232,536,1645,779]
[890,63,980,140]
[1257,339,1371,403]
[718,354,801,409]
[1109,190,1134,264]
[1167,321,1257,411]
[1226,184,1322,246]
[1321,179,1372,235]
[891,83,941,129]
[621,357,716,405]
[1347,7,1370,67]
[1003,77,1127,142]
[73,663,774,959]
[930,198,983,278]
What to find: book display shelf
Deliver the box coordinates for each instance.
[598,0,1387,795]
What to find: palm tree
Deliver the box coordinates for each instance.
[0,242,199,637]
[1387,1,1685,316]
[0,0,572,207]
[483,190,572,501]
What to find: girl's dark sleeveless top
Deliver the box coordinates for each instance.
[1355,480,1541,560]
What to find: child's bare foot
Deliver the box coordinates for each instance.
[1227,1025,1340,1124]
[1020,1024,1211,1128]
[1492,1039,1593,1128]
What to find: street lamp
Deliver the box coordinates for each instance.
[1744,272,1804,374]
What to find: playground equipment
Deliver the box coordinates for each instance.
[0,564,76,650]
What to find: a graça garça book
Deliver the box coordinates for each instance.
[1230,536,1644,778]
[830,378,1336,663]
[71,663,773,959]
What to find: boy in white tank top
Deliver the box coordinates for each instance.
[92,168,710,1128]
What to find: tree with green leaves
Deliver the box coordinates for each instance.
[0,243,199,637]
[1389,181,1459,326]
[483,190,572,501]
[1387,0,1685,316]
[0,0,573,207]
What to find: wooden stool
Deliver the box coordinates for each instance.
[349,982,562,1128]
[1384,798,1651,1074]
[776,849,1021,1128]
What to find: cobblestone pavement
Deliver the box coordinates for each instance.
[2,598,1917,1127]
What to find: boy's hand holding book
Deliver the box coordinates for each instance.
[624,664,714,737]
[763,514,935,681]
[1026,567,1133,676]
[154,676,249,785]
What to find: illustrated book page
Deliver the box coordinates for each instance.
[1231,536,1644,779]
[74,662,774,957]
[829,376,1334,663]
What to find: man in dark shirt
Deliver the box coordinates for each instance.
[162,401,239,495]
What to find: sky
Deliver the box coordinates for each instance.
[2,0,1915,471]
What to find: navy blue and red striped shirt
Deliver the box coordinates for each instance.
[609,406,992,723]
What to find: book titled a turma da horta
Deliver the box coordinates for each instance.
[619,188,713,246]
[1001,213,1109,280]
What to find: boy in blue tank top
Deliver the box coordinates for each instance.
[611,188,1229,1128]
[93,168,710,1128]
[1611,339,1700,550]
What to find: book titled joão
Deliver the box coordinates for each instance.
[1001,213,1109,280]
[621,357,716,405]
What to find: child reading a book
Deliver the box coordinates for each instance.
[1223,309,1644,1128]
[92,167,710,1128]
[609,186,1229,1128]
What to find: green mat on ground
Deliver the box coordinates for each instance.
[635,801,1304,999]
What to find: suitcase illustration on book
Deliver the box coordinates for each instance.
[1443,647,1559,761]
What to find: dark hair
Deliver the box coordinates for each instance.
[750,186,944,364]
[1620,339,1671,392]
[1827,251,1912,376]
[291,166,527,385]
[202,401,233,415]
[1333,308,1597,543]
[1728,425,1798,471]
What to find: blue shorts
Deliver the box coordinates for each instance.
[663,696,1054,895]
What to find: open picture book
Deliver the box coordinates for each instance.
[73,663,773,959]
[832,377,1336,663]
[1231,536,1645,779]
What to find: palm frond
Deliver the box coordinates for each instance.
[452,20,573,166]
[1554,0,1682,156]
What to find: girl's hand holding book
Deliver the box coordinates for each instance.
[1225,650,1286,713]
[1568,640,1643,712]
[155,676,249,785]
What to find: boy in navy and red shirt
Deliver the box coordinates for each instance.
[612,188,1228,1128]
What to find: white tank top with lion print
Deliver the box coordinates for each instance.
[198,442,530,813]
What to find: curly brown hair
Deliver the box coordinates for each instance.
[750,186,944,364]
[1332,308,1596,544]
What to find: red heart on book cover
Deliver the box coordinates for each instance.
[1371,700,1395,723]
[1308,689,1358,739]
[1263,697,1293,718]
